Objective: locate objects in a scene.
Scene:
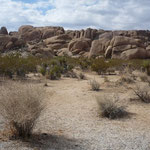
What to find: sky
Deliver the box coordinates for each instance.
[0,0,150,31]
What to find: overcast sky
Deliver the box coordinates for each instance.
[0,0,150,31]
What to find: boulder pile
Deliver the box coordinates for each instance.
[1,25,150,59]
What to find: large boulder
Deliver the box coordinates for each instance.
[41,27,64,39]
[57,48,72,57]
[110,36,143,47]
[18,25,42,41]
[44,34,72,51]
[89,32,113,57]
[120,48,148,59]
[68,38,91,55]
[0,27,8,35]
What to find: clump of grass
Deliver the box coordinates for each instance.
[78,72,86,80]
[139,74,149,82]
[97,95,128,119]
[64,71,78,78]
[133,86,150,103]
[120,75,134,84]
[90,79,100,91]
[104,76,109,82]
[0,82,45,139]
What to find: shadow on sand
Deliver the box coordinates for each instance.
[20,133,87,150]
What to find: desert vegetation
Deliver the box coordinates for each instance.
[97,95,128,119]
[89,79,100,91]
[0,82,45,139]
[0,55,150,150]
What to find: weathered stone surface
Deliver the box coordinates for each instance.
[110,36,143,47]
[120,48,147,59]
[89,33,112,57]
[0,35,25,52]
[105,46,113,59]
[41,27,64,39]
[2,25,150,59]
[0,27,8,35]
[44,34,72,51]
[89,30,150,59]
[66,28,104,40]
[68,38,91,55]
[57,48,72,57]
[18,25,65,41]
[18,25,41,41]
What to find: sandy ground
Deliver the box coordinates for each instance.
[0,71,150,150]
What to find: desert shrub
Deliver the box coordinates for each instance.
[91,58,109,75]
[46,65,61,80]
[64,71,78,78]
[104,76,109,82]
[97,95,128,119]
[0,82,45,139]
[91,58,126,75]
[78,72,86,80]
[133,86,150,103]
[142,61,150,76]
[0,54,42,78]
[120,75,134,84]
[78,58,92,70]
[90,79,100,91]
[140,74,149,82]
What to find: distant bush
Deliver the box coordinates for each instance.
[0,82,45,139]
[0,54,41,78]
[97,95,128,119]
[91,58,125,75]
[90,79,100,91]
[46,65,61,80]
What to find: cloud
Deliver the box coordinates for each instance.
[0,0,150,31]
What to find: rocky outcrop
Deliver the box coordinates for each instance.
[1,25,150,59]
[0,35,25,52]
[18,25,42,41]
[44,34,72,52]
[66,28,105,40]
[57,48,73,57]
[68,38,91,56]
[89,30,150,59]
[18,25,65,41]
[0,27,8,35]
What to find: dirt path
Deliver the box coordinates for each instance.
[1,72,150,150]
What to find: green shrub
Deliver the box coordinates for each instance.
[46,65,61,80]
[91,58,109,74]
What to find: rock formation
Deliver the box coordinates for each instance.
[1,25,150,59]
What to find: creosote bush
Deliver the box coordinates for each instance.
[133,86,150,103]
[90,79,100,91]
[0,82,45,139]
[97,95,128,119]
